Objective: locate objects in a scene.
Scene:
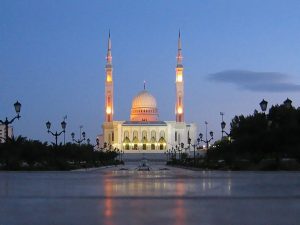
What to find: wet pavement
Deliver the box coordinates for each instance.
[0,163,300,225]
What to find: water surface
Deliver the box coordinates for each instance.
[0,163,299,225]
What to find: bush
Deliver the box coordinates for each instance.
[0,136,119,170]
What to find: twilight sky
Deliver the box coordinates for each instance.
[1,0,300,144]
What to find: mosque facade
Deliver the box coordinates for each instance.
[99,32,197,153]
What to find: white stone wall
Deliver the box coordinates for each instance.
[101,121,198,153]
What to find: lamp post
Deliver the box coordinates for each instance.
[220,112,224,138]
[188,136,201,166]
[0,101,21,142]
[178,143,184,160]
[260,99,268,113]
[220,112,230,139]
[71,130,86,145]
[174,145,177,160]
[120,149,124,162]
[199,121,213,150]
[87,138,100,150]
[46,120,66,146]
[63,115,67,145]
[221,121,230,138]
[165,149,172,161]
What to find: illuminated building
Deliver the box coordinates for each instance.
[100,32,197,152]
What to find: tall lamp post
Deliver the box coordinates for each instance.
[220,112,230,139]
[71,131,86,145]
[46,120,66,146]
[220,112,225,138]
[0,101,21,142]
[221,121,230,139]
[199,121,214,150]
[188,136,201,166]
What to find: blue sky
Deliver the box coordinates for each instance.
[1,0,300,144]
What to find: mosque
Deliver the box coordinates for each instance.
[99,32,197,153]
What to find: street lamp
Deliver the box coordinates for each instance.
[199,121,213,150]
[0,101,21,142]
[46,120,66,146]
[259,99,268,112]
[71,131,86,145]
[165,149,171,161]
[188,136,201,166]
[178,142,184,160]
[86,138,100,150]
[119,149,124,161]
[220,112,230,139]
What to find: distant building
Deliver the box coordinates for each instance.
[99,32,197,153]
[0,125,13,143]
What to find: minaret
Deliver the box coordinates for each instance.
[105,31,113,122]
[175,30,184,122]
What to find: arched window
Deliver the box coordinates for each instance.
[151,130,156,140]
[159,136,166,150]
[159,131,165,138]
[125,144,129,150]
[124,131,129,138]
[142,131,148,146]
[175,131,177,142]
[151,144,155,150]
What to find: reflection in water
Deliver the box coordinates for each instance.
[102,169,232,225]
[104,178,114,225]
[227,177,232,193]
[175,181,186,225]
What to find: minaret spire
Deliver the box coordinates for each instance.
[106,30,112,65]
[105,31,114,122]
[175,30,184,122]
[177,29,183,66]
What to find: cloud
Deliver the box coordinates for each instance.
[208,70,300,92]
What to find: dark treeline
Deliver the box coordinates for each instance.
[170,102,300,170]
[0,136,119,170]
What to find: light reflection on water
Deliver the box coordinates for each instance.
[1,169,300,225]
[100,169,234,225]
[104,178,114,225]
[101,170,233,198]
[175,182,186,225]
[103,171,189,225]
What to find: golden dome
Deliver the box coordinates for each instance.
[130,90,159,121]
